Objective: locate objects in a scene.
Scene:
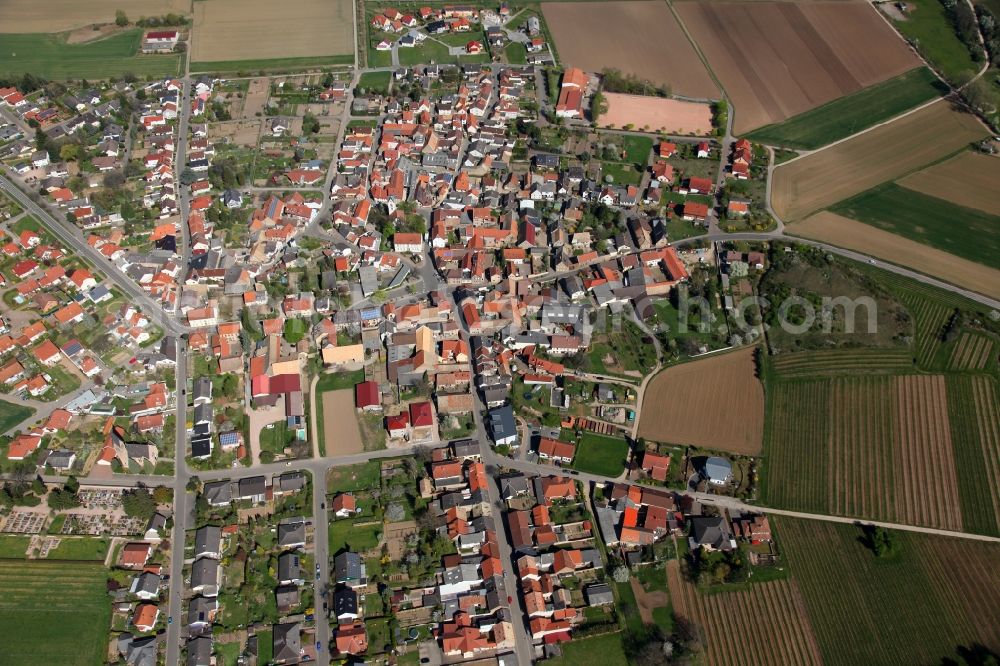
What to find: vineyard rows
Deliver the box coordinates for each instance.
[762,380,830,513]
[769,348,913,378]
[947,332,994,371]
[947,375,1000,535]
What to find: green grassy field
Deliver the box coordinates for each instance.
[190,54,353,74]
[891,0,980,83]
[0,30,181,79]
[545,631,628,665]
[599,161,642,186]
[0,535,29,559]
[780,517,1000,665]
[573,433,630,477]
[829,183,1000,268]
[0,398,34,433]
[46,537,109,561]
[283,319,308,344]
[326,460,381,493]
[328,518,381,554]
[356,71,392,95]
[505,41,528,64]
[747,68,947,149]
[0,560,111,665]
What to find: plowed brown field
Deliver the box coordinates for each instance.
[0,0,189,32]
[667,560,823,666]
[789,211,1000,300]
[542,1,719,99]
[891,375,962,531]
[676,0,920,133]
[772,101,988,220]
[898,151,1000,216]
[637,347,763,454]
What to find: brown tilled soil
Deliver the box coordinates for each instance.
[666,559,823,666]
[771,101,988,220]
[321,389,364,456]
[891,375,962,531]
[897,151,1000,216]
[542,1,719,99]
[789,211,1000,300]
[600,93,713,135]
[638,347,764,454]
[676,0,919,133]
[0,0,189,33]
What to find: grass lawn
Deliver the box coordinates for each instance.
[366,617,392,654]
[573,433,629,477]
[600,160,643,186]
[328,518,381,554]
[367,47,393,68]
[0,30,181,79]
[283,319,308,344]
[891,0,980,83]
[747,67,948,149]
[215,640,241,666]
[664,215,704,241]
[0,560,111,665]
[357,71,392,95]
[0,535,29,559]
[190,54,353,73]
[256,630,273,664]
[545,632,628,666]
[398,40,451,66]
[45,537,109,561]
[316,369,366,393]
[326,460,381,493]
[505,41,527,64]
[0,397,34,433]
[829,182,1000,267]
[619,134,654,164]
[586,319,657,377]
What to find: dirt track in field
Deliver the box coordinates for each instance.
[891,375,962,531]
[542,1,719,99]
[191,0,353,62]
[599,93,713,135]
[321,389,363,456]
[0,0,189,32]
[637,347,763,454]
[789,211,1000,300]
[667,559,823,666]
[676,0,920,133]
[771,101,988,220]
[898,151,1000,216]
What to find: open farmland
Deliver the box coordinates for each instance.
[0,0,189,32]
[666,560,822,666]
[763,375,966,530]
[771,101,988,220]
[191,0,354,67]
[638,347,764,454]
[599,93,713,135]
[897,151,1000,216]
[947,333,994,371]
[0,560,111,665]
[780,518,1000,664]
[947,375,1000,536]
[677,0,921,133]
[828,183,1000,268]
[746,67,946,149]
[789,211,1000,300]
[542,1,719,99]
[769,348,915,378]
[0,30,182,79]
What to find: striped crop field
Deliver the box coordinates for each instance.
[666,560,822,666]
[780,518,1000,664]
[947,375,1000,535]
[764,375,966,529]
[769,348,914,378]
[947,332,995,371]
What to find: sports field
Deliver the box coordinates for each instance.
[599,93,713,135]
[897,151,1000,216]
[0,30,182,79]
[828,183,1000,268]
[780,518,1000,663]
[0,560,111,665]
[790,212,1000,300]
[542,1,719,99]
[677,0,920,133]
[191,0,354,65]
[638,347,764,454]
[771,101,988,220]
[0,0,189,32]
[746,67,946,149]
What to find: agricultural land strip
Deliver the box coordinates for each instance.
[897,151,1000,216]
[0,0,189,33]
[947,375,1000,536]
[0,30,182,79]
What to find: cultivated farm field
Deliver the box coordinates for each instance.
[0,30,182,79]
[677,0,920,133]
[780,518,1000,664]
[0,560,111,665]
[542,1,719,99]
[191,0,354,66]
[0,0,189,32]
[638,347,764,454]
[789,211,1000,300]
[948,375,1000,535]
[771,101,988,220]
[764,375,965,531]
[599,93,713,135]
[897,150,1000,216]
[666,560,823,666]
